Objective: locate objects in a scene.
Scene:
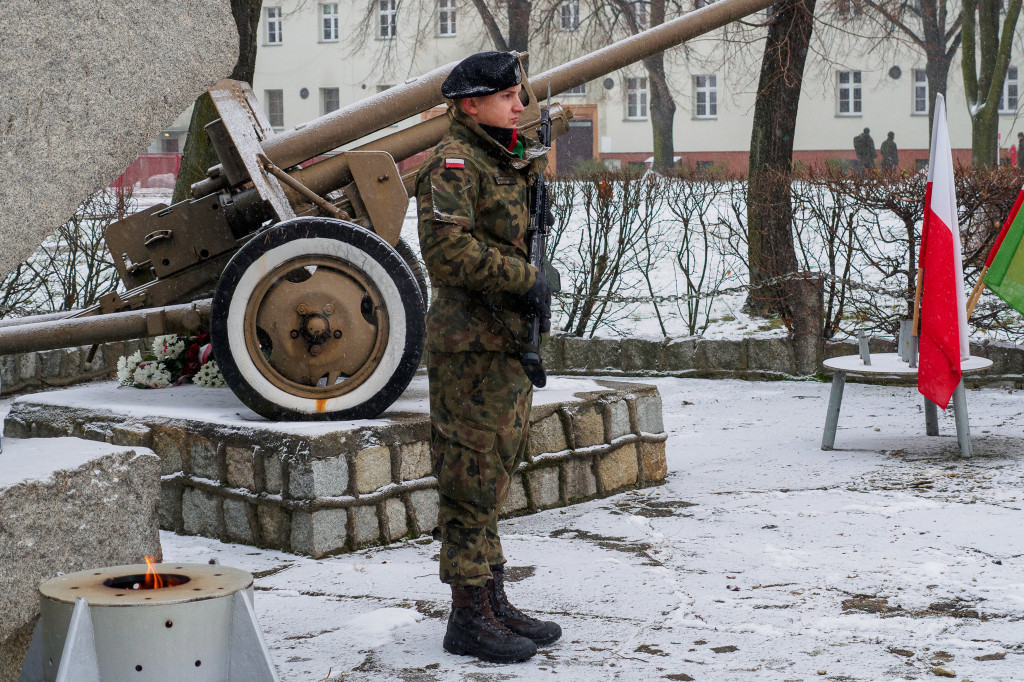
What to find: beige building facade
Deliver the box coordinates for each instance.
[160,2,1024,175]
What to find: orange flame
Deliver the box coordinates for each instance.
[144,556,164,589]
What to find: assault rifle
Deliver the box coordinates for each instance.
[520,90,556,389]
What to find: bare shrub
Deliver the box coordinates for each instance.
[663,170,737,335]
[548,168,665,337]
[0,188,130,318]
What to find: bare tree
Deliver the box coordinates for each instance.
[962,0,1023,167]
[746,0,821,374]
[851,0,963,132]
[0,189,131,317]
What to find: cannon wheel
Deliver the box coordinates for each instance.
[211,217,425,421]
[394,236,429,308]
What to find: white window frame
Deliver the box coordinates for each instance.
[321,3,339,42]
[912,68,928,116]
[265,6,283,45]
[626,76,648,120]
[379,0,397,39]
[560,0,580,31]
[563,82,586,96]
[694,74,717,119]
[1000,66,1019,113]
[837,70,862,116]
[320,87,340,115]
[265,89,284,130]
[437,0,456,36]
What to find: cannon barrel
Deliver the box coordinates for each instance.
[206,0,776,201]
[0,302,210,356]
[531,0,774,98]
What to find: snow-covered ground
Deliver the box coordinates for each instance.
[158,377,1024,681]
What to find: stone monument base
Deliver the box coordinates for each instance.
[5,375,668,558]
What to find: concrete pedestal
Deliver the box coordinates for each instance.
[5,375,668,558]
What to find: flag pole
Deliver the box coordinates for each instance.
[912,267,923,336]
[965,268,987,319]
[966,184,1024,320]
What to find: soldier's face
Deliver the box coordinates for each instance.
[463,85,525,129]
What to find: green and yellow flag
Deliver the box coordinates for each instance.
[983,186,1024,315]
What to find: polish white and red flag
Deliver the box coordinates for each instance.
[918,93,970,409]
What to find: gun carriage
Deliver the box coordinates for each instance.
[0,0,773,420]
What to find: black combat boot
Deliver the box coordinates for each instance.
[487,564,562,646]
[443,585,538,663]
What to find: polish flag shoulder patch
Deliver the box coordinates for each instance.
[445,158,465,169]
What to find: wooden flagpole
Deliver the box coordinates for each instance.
[965,266,988,319]
[911,267,924,336]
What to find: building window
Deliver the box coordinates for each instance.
[631,0,647,28]
[837,70,862,115]
[265,89,284,130]
[266,6,282,45]
[561,0,580,30]
[379,0,397,39]
[321,3,339,41]
[321,88,340,115]
[438,0,456,35]
[694,74,717,118]
[626,77,648,119]
[564,82,586,96]
[1000,66,1019,113]
[913,69,928,115]
[694,0,711,7]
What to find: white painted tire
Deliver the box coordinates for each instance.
[211,218,424,421]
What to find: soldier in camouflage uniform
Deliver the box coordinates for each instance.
[415,51,561,664]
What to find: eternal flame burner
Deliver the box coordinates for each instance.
[20,562,279,682]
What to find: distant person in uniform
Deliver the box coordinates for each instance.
[853,127,877,173]
[880,131,899,170]
[1017,132,1024,169]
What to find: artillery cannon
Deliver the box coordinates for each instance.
[0,0,774,420]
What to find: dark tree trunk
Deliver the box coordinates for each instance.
[644,0,675,170]
[507,0,532,71]
[469,0,509,51]
[746,0,822,374]
[919,0,957,135]
[172,0,264,203]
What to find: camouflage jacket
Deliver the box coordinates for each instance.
[415,108,548,354]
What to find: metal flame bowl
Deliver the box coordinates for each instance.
[37,563,262,682]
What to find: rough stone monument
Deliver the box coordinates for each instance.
[0,2,237,677]
[0,0,237,278]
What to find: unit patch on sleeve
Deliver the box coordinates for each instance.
[445,158,466,169]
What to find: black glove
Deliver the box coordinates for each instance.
[524,272,551,318]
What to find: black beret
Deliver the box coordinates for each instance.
[441,52,522,99]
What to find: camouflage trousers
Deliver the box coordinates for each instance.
[428,350,533,587]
